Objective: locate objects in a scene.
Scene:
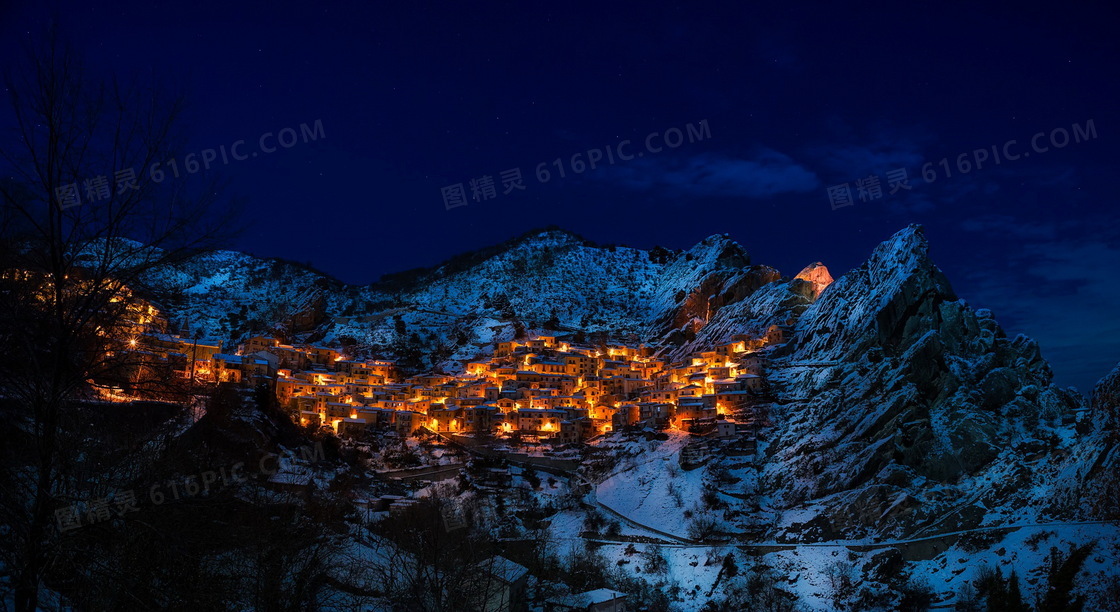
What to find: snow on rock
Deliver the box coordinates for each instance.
[595,432,708,539]
[141,229,782,371]
[747,226,1094,544]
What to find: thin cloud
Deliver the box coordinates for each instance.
[604,150,819,199]
[808,141,927,181]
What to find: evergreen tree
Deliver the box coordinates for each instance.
[1039,543,1094,612]
[976,566,1030,612]
[1006,570,1027,612]
[544,310,561,330]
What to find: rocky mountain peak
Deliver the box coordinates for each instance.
[794,262,833,300]
[686,234,751,268]
[868,224,931,281]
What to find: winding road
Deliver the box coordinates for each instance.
[426,431,1119,554]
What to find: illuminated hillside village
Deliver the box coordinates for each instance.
[102,289,787,454]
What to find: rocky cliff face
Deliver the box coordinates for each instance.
[1094,361,1120,431]
[572,224,1104,541]
[793,262,833,300]
[1081,362,1120,520]
[749,226,1093,540]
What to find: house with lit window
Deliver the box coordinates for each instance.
[612,403,641,429]
[464,404,498,433]
[242,335,280,354]
[637,402,674,427]
[515,408,566,435]
[429,405,462,432]
[211,353,244,383]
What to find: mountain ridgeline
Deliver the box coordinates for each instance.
[141,225,1120,541]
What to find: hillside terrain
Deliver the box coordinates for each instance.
[132,225,1120,609]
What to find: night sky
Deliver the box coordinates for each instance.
[2,2,1117,393]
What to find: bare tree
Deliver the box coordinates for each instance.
[367,497,508,611]
[0,27,238,611]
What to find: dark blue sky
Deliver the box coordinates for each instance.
[3,2,1117,393]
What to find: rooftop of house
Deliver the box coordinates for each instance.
[567,588,627,606]
[484,555,529,584]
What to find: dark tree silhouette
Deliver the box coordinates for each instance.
[0,27,237,611]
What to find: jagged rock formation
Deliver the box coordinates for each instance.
[750,226,1090,540]
[1081,362,1120,520]
[793,262,833,300]
[1094,361,1120,431]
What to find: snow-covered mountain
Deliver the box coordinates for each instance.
[718,226,1107,542]
[140,228,777,368]
[133,225,1120,607]
[141,226,1119,540]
